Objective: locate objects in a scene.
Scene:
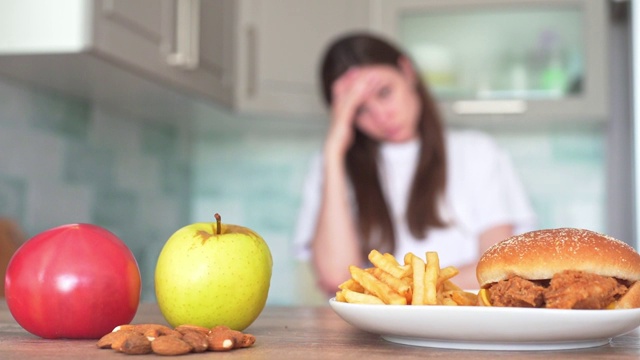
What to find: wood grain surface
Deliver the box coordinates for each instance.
[1,301,639,359]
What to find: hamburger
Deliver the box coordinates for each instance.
[476,228,640,309]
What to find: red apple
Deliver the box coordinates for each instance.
[4,223,141,339]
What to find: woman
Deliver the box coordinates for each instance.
[293,32,535,294]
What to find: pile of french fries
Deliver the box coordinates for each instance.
[336,250,477,306]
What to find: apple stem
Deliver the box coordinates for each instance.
[214,213,222,235]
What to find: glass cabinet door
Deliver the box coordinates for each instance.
[372,0,608,125]
[401,7,583,101]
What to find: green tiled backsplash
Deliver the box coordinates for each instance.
[0,78,605,305]
[0,79,191,302]
[492,129,605,230]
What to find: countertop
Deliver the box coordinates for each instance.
[1,301,640,359]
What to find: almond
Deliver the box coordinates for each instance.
[175,324,211,335]
[181,331,209,353]
[143,327,182,340]
[151,335,193,356]
[112,332,152,355]
[97,330,133,349]
[239,333,256,348]
[207,329,239,351]
[112,324,137,333]
[97,322,255,355]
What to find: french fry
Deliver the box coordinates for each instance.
[369,267,412,303]
[403,252,414,266]
[400,275,413,299]
[442,279,462,292]
[342,288,385,305]
[424,252,440,305]
[335,250,476,307]
[349,266,407,305]
[441,297,458,306]
[450,290,478,306]
[338,278,365,293]
[402,252,415,289]
[383,252,400,266]
[437,266,459,287]
[368,250,412,278]
[410,254,426,305]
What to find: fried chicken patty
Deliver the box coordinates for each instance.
[488,270,629,309]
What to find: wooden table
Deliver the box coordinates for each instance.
[1,301,640,359]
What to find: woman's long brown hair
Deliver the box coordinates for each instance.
[319,32,448,258]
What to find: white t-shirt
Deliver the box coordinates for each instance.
[292,129,536,268]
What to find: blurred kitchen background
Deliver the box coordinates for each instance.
[0,0,634,305]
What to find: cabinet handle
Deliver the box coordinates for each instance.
[166,0,200,69]
[452,100,527,115]
[246,25,257,98]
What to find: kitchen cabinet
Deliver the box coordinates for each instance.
[225,0,371,115]
[0,0,371,119]
[0,0,193,121]
[368,0,609,127]
[92,0,236,106]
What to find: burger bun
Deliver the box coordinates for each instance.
[477,228,640,288]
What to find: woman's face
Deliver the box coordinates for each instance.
[349,62,421,143]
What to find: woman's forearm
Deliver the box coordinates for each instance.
[454,263,481,290]
[453,224,515,289]
[311,154,362,295]
[312,68,375,295]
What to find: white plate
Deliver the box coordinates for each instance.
[329,298,640,351]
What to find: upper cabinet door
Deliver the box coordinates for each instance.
[95,0,373,117]
[232,0,372,116]
[94,0,235,105]
[93,0,166,75]
[370,0,608,126]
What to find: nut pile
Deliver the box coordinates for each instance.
[97,323,255,356]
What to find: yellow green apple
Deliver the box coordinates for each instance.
[154,213,272,331]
